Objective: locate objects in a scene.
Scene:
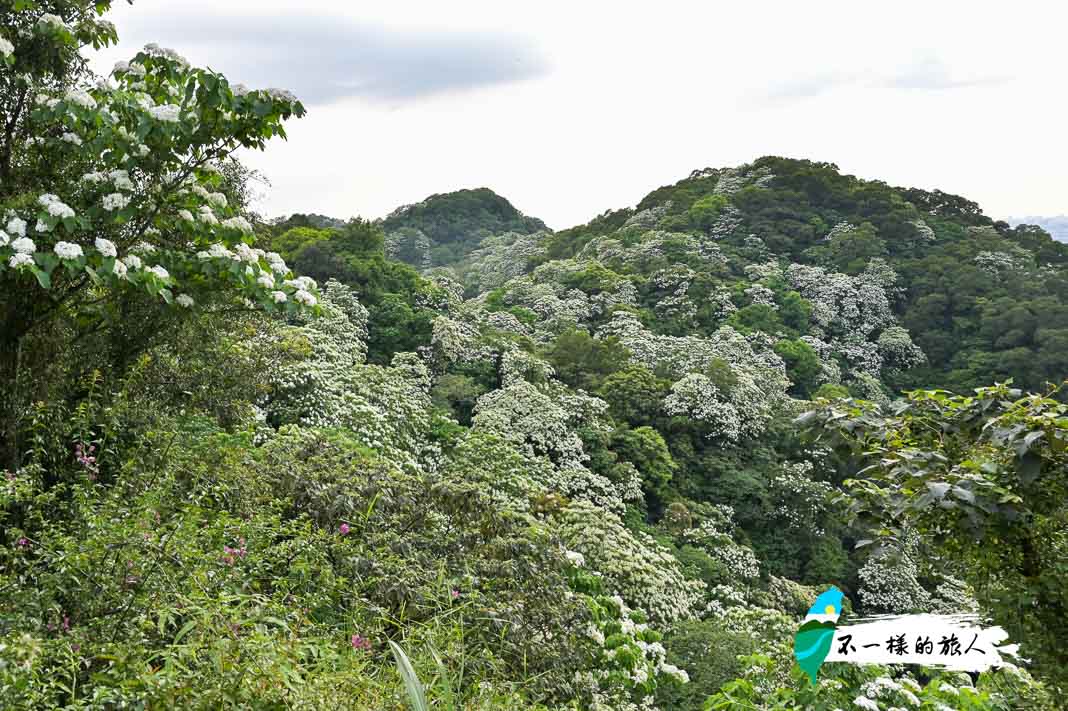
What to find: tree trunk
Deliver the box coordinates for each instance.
[0,323,22,473]
[0,287,30,473]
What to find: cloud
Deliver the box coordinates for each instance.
[756,72,856,105]
[116,12,548,105]
[873,55,1010,90]
[752,56,1010,107]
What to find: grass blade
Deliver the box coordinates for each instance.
[389,640,428,711]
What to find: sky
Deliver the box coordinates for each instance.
[90,0,1068,230]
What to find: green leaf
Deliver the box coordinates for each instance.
[32,267,51,289]
[389,641,429,711]
[1018,452,1042,486]
[172,620,196,645]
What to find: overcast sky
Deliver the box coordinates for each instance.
[91,1,1067,229]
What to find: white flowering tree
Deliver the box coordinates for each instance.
[0,1,314,469]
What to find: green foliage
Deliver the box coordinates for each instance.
[727,303,784,335]
[381,188,547,269]
[774,338,822,398]
[687,193,729,231]
[704,653,1055,710]
[543,328,631,392]
[656,620,757,709]
[431,374,486,425]
[268,220,440,363]
[597,365,671,428]
[1,12,1065,705]
[611,426,675,501]
[800,383,1068,688]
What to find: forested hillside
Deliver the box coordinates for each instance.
[1,3,1066,709]
[381,188,547,271]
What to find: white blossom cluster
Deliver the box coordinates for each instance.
[36,13,66,32]
[484,259,639,336]
[572,593,690,710]
[425,274,465,309]
[651,265,699,325]
[260,281,434,466]
[429,315,493,368]
[459,231,550,292]
[877,325,927,372]
[743,260,784,282]
[744,283,778,309]
[768,461,833,536]
[471,380,608,471]
[911,219,936,242]
[482,310,532,337]
[857,537,932,613]
[620,202,673,232]
[712,164,774,197]
[858,676,921,708]
[973,250,1024,276]
[559,501,705,624]
[708,205,744,240]
[679,517,760,581]
[822,221,858,243]
[499,348,556,387]
[580,230,725,271]
[786,260,924,384]
[53,241,83,259]
[9,41,311,310]
[601,313,789,441]
[384,227,432,270]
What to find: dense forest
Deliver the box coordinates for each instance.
[1,2,1066,709]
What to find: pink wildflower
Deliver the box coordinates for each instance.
[350,634,371,651]
[339,522,350,535]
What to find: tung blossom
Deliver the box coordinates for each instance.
[207,243,234,259]
[9,253,34,269]
[148,104,181,123]
[266,88,298,103]
[64,89,96,110]
[102,193,129,212]
[147,265,169,281]
[221,216,253,234]
[94,238,117,258]
[6,217,26,237]
[11,237,35,254]
[53,242,84,260]
[38,194,75,219]
[197,206,219,225]
[109,170,134,191]
[36,14,65,31]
